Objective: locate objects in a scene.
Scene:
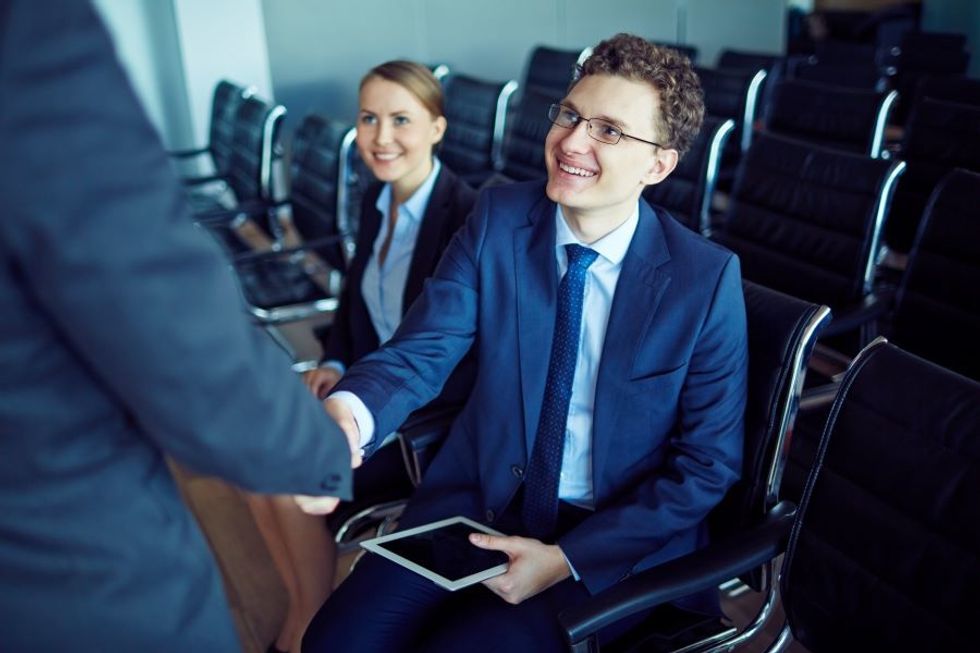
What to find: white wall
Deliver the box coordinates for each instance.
[92,0,192,147]
[262,0,785,124]
[172,0,275,147]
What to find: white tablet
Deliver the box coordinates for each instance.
[360,516,510,591]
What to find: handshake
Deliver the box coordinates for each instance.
[293,368,364,515]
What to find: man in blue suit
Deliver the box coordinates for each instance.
[302,34,747,653]
[0,2,354,650]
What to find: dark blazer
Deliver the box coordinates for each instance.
[0,2,351,650]
[337,180,747,597]
[322,165,477,366]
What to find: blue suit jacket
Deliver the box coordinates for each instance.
[337,180,747,595]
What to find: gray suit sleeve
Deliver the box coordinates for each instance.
[0,0,351,497]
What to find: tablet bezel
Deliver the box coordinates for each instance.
[360,516,509,591]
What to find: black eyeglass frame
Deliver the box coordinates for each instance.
[546,103,665,149]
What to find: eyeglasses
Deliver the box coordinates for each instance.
[547,103,664,148]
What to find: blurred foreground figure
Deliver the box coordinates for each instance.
[0,2,353,650]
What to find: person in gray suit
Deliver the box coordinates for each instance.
[0,1,354,650]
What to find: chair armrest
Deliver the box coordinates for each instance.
[232,234,347,266]
[182,173,228,187]
[820,290,893,339]
[194,199,287,226]
[169,146,208,159]
[559,501,797,647]
[396,405,460,487]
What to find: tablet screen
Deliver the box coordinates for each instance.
[374,521,509,582]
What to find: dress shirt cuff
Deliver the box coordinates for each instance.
[320,359,346,375]
[329,391,375,451]
[559,546,581,582]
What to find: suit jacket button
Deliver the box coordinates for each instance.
[485,509,495,522]
[511,465,524,479]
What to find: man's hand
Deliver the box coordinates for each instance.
[303,367,342,400]
[469,533,572,605]
[324,396,362,469]
[293,494,341,515]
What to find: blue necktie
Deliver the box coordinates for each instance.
[522,243,599,540]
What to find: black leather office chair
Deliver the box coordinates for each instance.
[497,87,555,182]
[522,45,589,99]
[884,98,980,254]
[171,80,254,182]
[891,30,970,124]
[440,73,519,187]
[886,168,980,381]
[695,65,768,190]
[643,116,735,235]
[194,95,288,254]
[565,338,980,651]
[714,132,905,354]
[787,41,890,92]
[910,74,980,109]
[716,49,785,127]
[764,79,897,158]
[229,113,355,326]
[786,168,980,504]
[559,281,830,653]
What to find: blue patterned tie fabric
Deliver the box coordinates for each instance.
[522,243,599,540]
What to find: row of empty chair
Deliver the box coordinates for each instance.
[177,43,979,650]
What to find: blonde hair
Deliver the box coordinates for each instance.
[360,60,444,119]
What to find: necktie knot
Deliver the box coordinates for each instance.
[564,244,598,271]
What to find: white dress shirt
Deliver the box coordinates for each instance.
[361,158,442,344]
[553,205,638,508]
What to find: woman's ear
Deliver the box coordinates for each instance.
[431,115,448,145]
[641,147,679,186]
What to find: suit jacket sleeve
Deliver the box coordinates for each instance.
[332,187,488,454]
[0,1,352,498]
[559,254,747,594]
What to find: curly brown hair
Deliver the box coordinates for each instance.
[575,33,704,158]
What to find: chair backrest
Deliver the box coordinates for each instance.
[288,114,352,272]
[499,87,554,181]
[717,49,780,73]
[440,74,518,181]
[208,80,253,173]
[788,57,886,92]
[892,30,970,123]
[913,74,980,108]
[884,98,980,253]
[522,45,588,99]
[696,65,767,153]
[890,169,980,381]
[765,79,897,158]
[716,132,904,309]
[708,282,830,591]
[779,340,980,651]
[227,96,287,204]
[643,116,734,234]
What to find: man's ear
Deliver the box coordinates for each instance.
[641,148,679,186]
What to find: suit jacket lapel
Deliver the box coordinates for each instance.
[403,167,453,310]
[592,202,672,488]
[515,194,558,455]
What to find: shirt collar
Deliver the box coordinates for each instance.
[554,203,639,266]
[374,157,442,224]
